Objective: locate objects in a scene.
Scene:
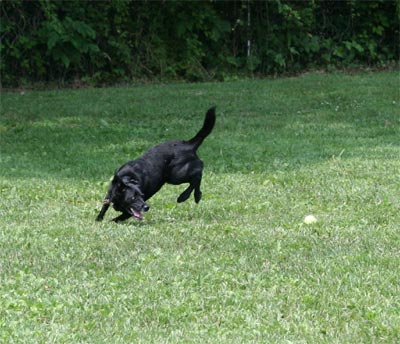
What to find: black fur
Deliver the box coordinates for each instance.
[96,107,216,222]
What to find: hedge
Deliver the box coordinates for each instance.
[1,0,398,86]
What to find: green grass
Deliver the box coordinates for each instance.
[1,71,399,343]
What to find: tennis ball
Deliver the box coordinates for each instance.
[304,215,317,224]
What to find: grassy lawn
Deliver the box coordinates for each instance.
[1,71,399,343]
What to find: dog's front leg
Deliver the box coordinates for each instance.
[112,212,132,223]
[96,198,111,221]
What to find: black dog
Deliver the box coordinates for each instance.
[96,107,216,222]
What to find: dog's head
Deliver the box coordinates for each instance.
[112,176,150,219]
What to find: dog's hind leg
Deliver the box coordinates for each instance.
[194,183,202,203]
[177,185,194,203]
[171,158,204,203]
[177,175,202,203]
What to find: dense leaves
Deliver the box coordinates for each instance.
[1,0,398,86]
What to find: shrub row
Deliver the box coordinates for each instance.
[1,0,398,86]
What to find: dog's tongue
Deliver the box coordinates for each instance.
[131,208,143,219]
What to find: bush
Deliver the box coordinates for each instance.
[1,0,398,87]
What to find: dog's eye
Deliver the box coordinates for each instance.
[132,196,136,200]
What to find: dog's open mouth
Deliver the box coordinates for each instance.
[130,208,143,219]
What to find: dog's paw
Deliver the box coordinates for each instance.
[177,191,191,203]
[194,190,202,203]
[177,195,188,203]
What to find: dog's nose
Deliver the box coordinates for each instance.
[143,204,150,212]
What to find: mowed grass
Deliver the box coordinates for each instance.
[1,71,399,343]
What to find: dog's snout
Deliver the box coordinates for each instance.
[143,204,150,212]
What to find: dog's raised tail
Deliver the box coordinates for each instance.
[188,107,216,150]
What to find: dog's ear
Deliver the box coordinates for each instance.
[119,175,138,187]
[113,177,125,192]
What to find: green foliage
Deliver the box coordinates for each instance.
[248,0,398,74]
[1,0,398,86]
[1,72,399,342]
[38,17,99,69]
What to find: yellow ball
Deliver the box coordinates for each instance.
[304,215,317,224]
